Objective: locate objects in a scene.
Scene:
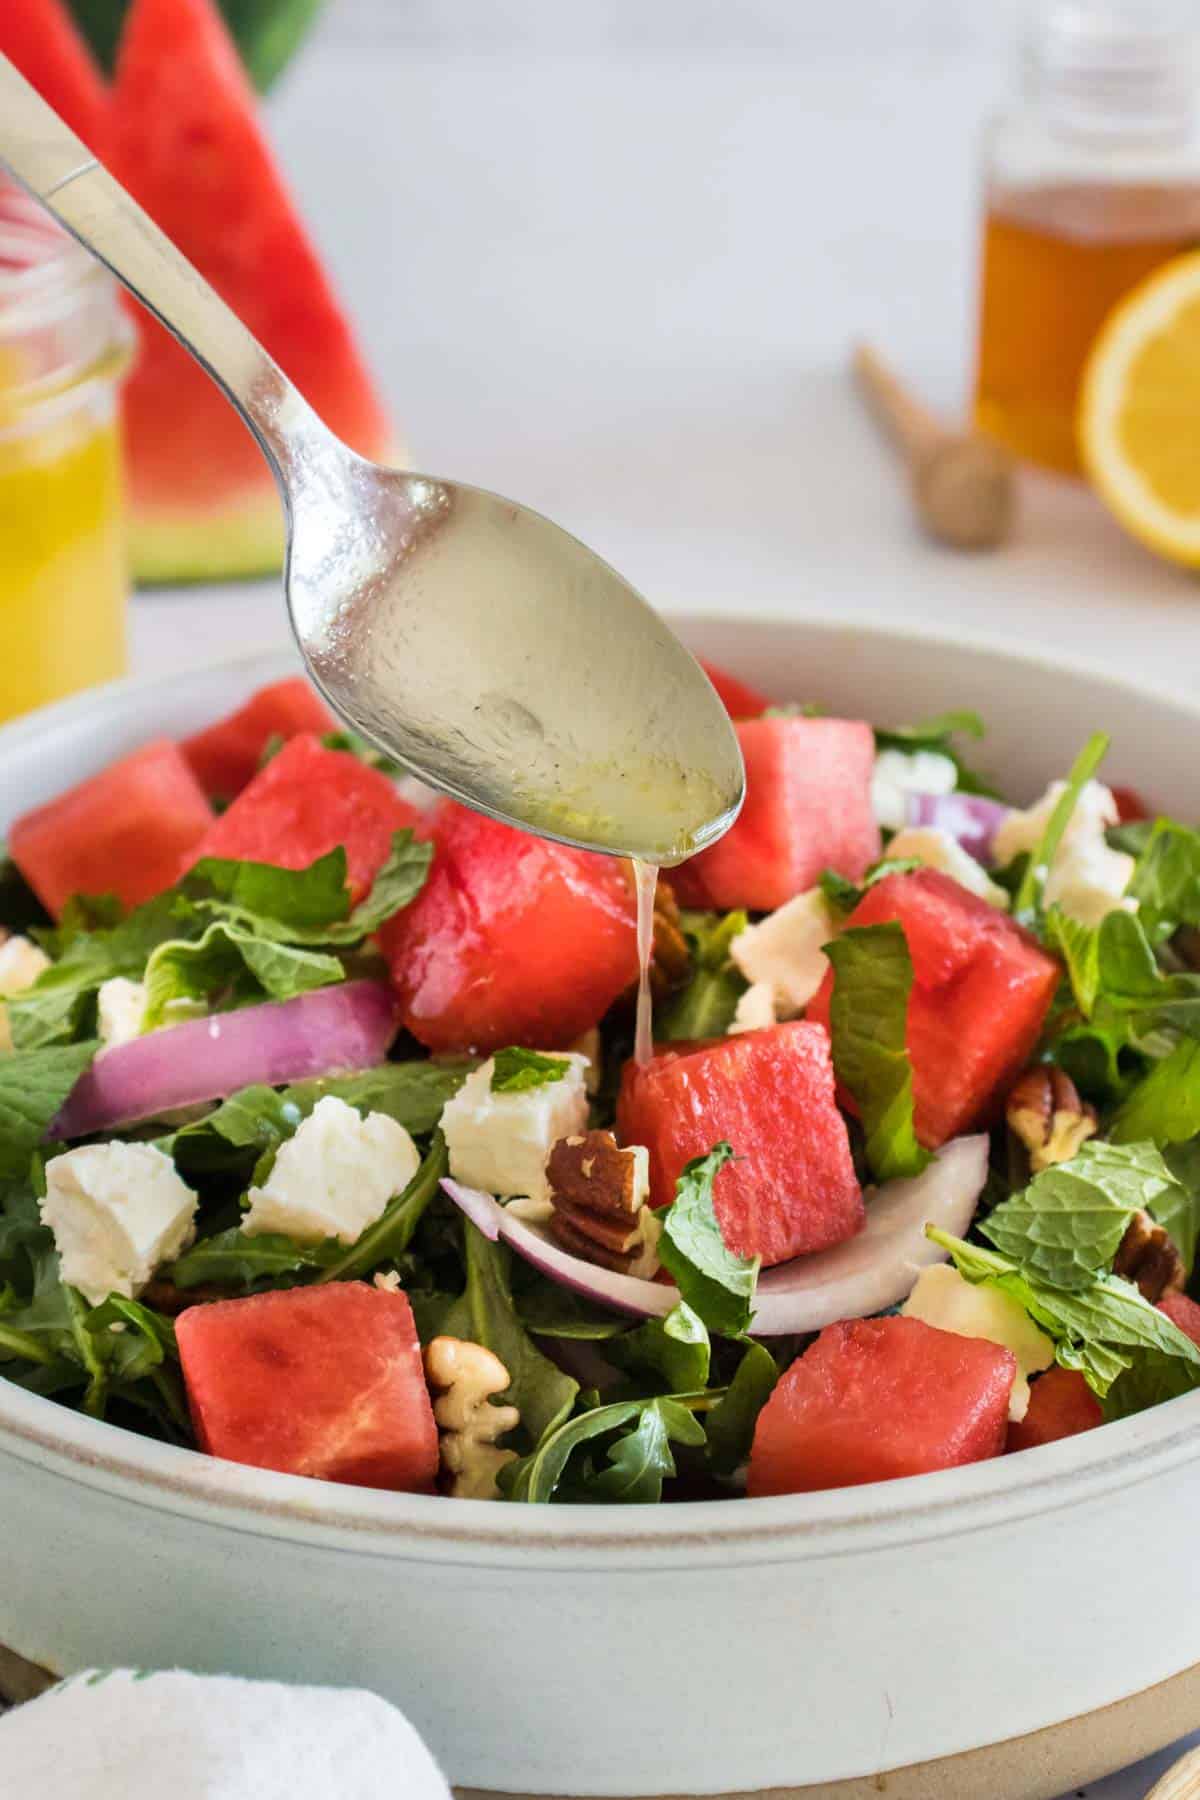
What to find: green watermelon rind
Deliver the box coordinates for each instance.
[67,0,326,88]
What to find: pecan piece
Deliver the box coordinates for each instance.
[547,1129,659,1276]
[1006,1066,1098,1173]
[620,869,691,1001]
[1113,1209,1185,1302]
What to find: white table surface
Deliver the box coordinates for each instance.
[122,42,1200,1800]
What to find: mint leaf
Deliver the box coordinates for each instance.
[874,710,998,797]
[657,1144,758,1337]
[981,1140,1186,1290]
[705,1339,778,1478]
[1012,733,1110,923]
[607,1302,711,1393]
[929,1228,1200,1398]
[1045,907,1102,1018]
[1128,821,1200,945]
[1111,1040,1200,1147]
[823,922,931,1182]
[819,859,922,918]
[2,1042,96,1171]
[342,833,432,937]
[1156,1139,1200,1278]
[320,729,404,778]
[142,921,343,1028]
[490,1047,571,1093]
[656,910,746,1041]
[188,831,431,948]
[9,895,189,1051]
[502,1394,707,1504]
[1103,1347,1200,1421]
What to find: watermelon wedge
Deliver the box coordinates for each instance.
[1,0,108,149]
[103,0,396,582]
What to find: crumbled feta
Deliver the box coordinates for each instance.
[730,888,836,1017]
[97,978,148,1050]
[902,1263,1055,1421]
[885,826,1009,909]
[441,1052,589,1207]
[41,1142,199,1308]
[0,934,51,1054]
[992,781,1135,926]
[871,749,958,833]
[242,1095,421,1244]
[729,982,778,1035]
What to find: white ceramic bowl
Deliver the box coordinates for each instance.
[1,618,1198,1800]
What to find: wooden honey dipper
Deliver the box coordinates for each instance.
[853,341,1017,550]
[1146,1745,1200,1798]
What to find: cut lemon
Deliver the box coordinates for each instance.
[1079,249,1200,567]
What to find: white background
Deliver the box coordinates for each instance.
[129,8,1199,1792]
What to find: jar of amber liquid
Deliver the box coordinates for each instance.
[0,186,131,722]
[973,2,1200,477]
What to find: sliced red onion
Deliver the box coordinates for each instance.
[905,793,1009,864]
[440,1179,501,1242]
[53,980,398,1139]
[439,1136,989,1335]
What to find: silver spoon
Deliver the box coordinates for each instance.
[0,59,743,865]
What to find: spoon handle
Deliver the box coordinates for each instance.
[0,54,322,491]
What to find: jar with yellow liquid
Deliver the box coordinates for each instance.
[973,1,1200,477]
[0,186,131,722]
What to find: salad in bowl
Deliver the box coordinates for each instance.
[0,661,1197,1509]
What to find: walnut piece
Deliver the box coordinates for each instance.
[424,1335,520,1501]
[1006,1066,1098,1174]
[547,1129,660,1276]
[1113,1209,1186,1302]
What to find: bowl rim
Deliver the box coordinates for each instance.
[3,614,1199,1567]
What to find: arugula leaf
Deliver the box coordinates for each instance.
[981,1140,1186,1289]
[143,919,345,1029]
[441,1223,578,1446]
[1109,819,1157,858]
[929,1228,1200,1398]
[704,1339,779,1478]
[606,1303,711,1393]
[656,910,747,1041]
[0,1042,96,1173]
[1092,910,1200,1045]
[168,1228,342,1291]
[490,1047,571,1094]
[1012,733,1110,923]
[1103,1347,1200,1421]
[502,1394,707,1504]
[874,710,998,797]
[1111,1039,1200,1147]
[822,923,931,1182]
[1127,821,1200,945]
[657,1144,758,1337]
[316,1132,449,1285]
[517,1283,629,1340]
[9,895,188,1050]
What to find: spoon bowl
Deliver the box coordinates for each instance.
[0,58,743,862]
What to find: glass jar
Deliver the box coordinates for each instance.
[0,185,132,722]
[972,1,1200,476]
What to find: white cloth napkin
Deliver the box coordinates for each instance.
[0,1667,452,1799]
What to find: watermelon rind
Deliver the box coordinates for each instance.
[67,0,326,87]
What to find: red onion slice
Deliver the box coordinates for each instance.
[439,1136,989,1335]
[53,980,398,1139]
[905,793,1009,864]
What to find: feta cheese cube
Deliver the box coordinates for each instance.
[41,1142,199,1308]
[871,749,958,833]
[441,1052,589,1207]
[728,981,777,1035]
[243,1095,421,1245]
[97,978,148,1050]
[886,826,1009,909]
[902,1262,1055,1421]
[0,933,51,1054]
[992,781,1135,926]
[730,888,836,1016]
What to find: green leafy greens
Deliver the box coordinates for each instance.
[822,923,930,1182]
[656,910,748,1041]
[490,1048,571,1094]
[656,1144,759,1337]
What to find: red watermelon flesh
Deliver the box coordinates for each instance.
[380,801,640,1055]
[104,0,395,582]
[1006,1367,1101,1453]
[176,1282,438,1491]
[807,868,1060,1148]
[183,677,335,800]
[698,659,768,720]
[185,732,420,905]
[616,1022,863,1265]
[747,1316,1015,1496]
[9,739,213,917]
[1158,1293,1200,1349]
[668,717,879,913]
[0,0,108,150]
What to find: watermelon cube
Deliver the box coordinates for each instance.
[747,1316,1015,1496]
[1006,1367,1102,1453]
[669,717,880,912]
[9,740,214,918]
[616,1022,863,1265]
[186,733,420,905]
[698,659,768,720]
[807,869,1060,1147]
[176,1282,438,1491]
[1158,1293,1200,1349]
[379,802,639,1055]
[183,677,334,799]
